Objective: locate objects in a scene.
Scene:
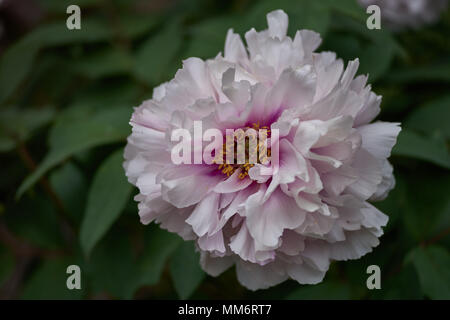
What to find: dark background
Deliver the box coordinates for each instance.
[0,0,449,300]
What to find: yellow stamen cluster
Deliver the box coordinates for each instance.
[213,122,271,179]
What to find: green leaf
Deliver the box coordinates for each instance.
[50,162,88,223]
[170,241,205,299]
[323,0,367,22]
[67,81,140,112]
[92,226,181,299]
[134,21,182,85]
[387,64,450,83]
[406,95,450,139]
[0,107,55,152]
[0,248,14,288]
[0,38,41,104]
[86,233,137,299]
[407,246,450,299]
[80,149,132,256]
[30,19,112,47]
[286,282,351,300]
[21,257,86,299]
[119,14,160,39]
[71,48,132,79]
[17,106,131,199]
[359,40,395,82]
[8,197,64,250]
[392,129,450,169]
[0,18,112,103]
[135,226,182,289]
[400,171,450,241]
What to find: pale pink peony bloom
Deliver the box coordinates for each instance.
[358,0,448,31]
[124,10,401,290]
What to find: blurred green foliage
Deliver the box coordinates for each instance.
[0,0,449,300]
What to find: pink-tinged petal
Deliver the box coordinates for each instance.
[295,211,334,237]
[236,260,288,291]
[286,261,326,285]
[221,68,251,112]
[358,122,401,159]
[212,184,261,235]
[185,98,216,120]
[139,197,195,240]
[340,58,360,89]
[313,52,344,101]
[301,241,330,272]
[228,82,267,127]
[156,165,211,183]
[267,9,289,39]
[163,58,216,110]
[325,223,346,242]
[245,29,291,78]
[313,116,354,148]
[200,252,234,277]
[350,74,368,93]
[293,120,322,154]
[131,100,170,131]
[152,82,168,101]
[245,186,306,247]
[135,172,160,196]
[124,148,150,185]
[271,109,300,138]
[157,208,196,241]
[361,202,389,230]
[331,195,366,230]
[264,65,316,119]
[186,192,220,237]
[213,168,254,194]
[264,139,309,198]
[283,165,322,195]
[230,223,275,264]
[345,149,382,200]
[161,168,223,208]
[278,230,305,256]
[354,91,381,126]
[321,165,358,197]
[312,141,354,163]
[248,163,272,183]
[307,151,342,171]
[224,29,249,64]
[198,230,226,255]
[219,193,235,210]
[127,124,167,154]
[370,160,395,201]
[206,58,254,104]
[293,116,353,160]
[306,87,363,122]
[138,196,168,225]
[330,228,380,261]
[295,193,326,214]
[297,30,322,56]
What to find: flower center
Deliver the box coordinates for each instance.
[213,122,271,179]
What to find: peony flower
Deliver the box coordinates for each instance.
[124,9,401,290]
[358,0,448,31]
